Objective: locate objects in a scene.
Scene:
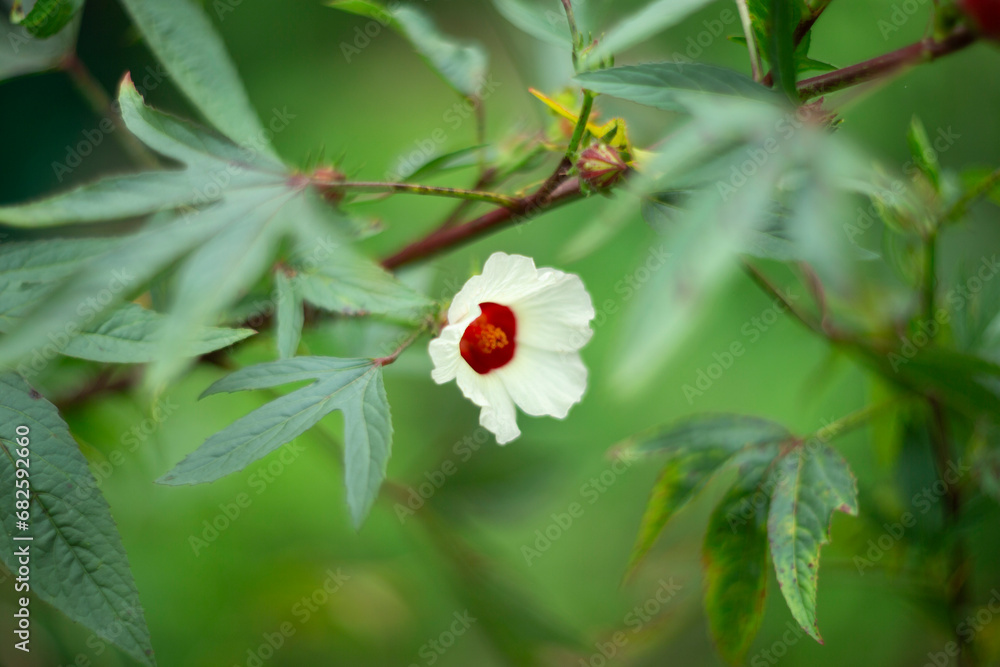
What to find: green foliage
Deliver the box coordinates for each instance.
[490,0,572,46]
[0,78,415,387]
[0,372,155,666]
[117,0,279,156]
[10,0,84,38]
[159,357,393,528]
[767,441,858,642]
[575,62,779,112]
[766,0,799,101]
[621,415,791,574]
[0,6,79,80]
[703,448,775,664]
[584,0,716,63]
[329,0,488,97]
[274,270,304,360]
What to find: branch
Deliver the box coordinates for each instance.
[797,26,976,99]
[735,0,763,82]
[382,178,583,270]
[326,181,519,208]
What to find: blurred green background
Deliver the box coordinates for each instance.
[2,0,1000,665]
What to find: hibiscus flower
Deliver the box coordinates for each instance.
[429,252,595,443]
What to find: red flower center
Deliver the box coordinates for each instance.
[460,302,517,375]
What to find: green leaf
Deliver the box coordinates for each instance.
[768,442,858,643]
[274,271,304,360]
[907,116,942,191]
[117,0,277,156]
[586,0,715,62]
[397,144,490,181]
[490,0,571,46]
[160,357,393,528]
[0,373,156,665]
[703,447,776,664]
[0,79,411,386]
[575,63,780,113]
[0,8,80,81]
[292,246,432,318]
[766,0,798,102]
[329,0,488,97]
[623,415,791,575]
[60,303,254,363]
[613,145,782,390]
[12,0,84,38]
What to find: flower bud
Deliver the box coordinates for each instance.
[960,0,1000,39]
[576,143,627,190]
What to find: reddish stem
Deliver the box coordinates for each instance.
[381,178,583,270]
[797,26,976,99]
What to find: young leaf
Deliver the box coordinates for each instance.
[623,415,791,575]
[274,271,304,360]
[117,0,279,157]
[766,0,798,102]
[329,0,488,97]
[575,63,780,113]
[159,357,393,528]
[703,448,776,665]
[0,373,156,666]
[490,0,572,46]
[12,0,84,38]
[907,116,942,191]
[768,442,858,643]
[586,0,715,63]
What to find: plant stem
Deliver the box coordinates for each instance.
[373,328,425,367]
[944,166,1000,223]
[565,90,594,160]
[735,0,763,82]
[561,0,582,67]
[810,398,898,443]
[922,228,939,324]
[761,1,831,87]
[928,398,973,666]
[797,26,976,99]
[61,53,159,169]
[741,261,829,338]
[327,181,519,208]
[382,178,583,269]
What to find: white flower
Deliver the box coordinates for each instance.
[429,252,595,444]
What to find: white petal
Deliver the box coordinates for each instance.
[496,345,588,419]
[455,364,521,444]
[511,270,595,352]
[429,323,463,384]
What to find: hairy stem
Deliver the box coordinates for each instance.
[382,178,583,269]
[797,26,976,99]
[811,398,897,443]
[327,181,519,208]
